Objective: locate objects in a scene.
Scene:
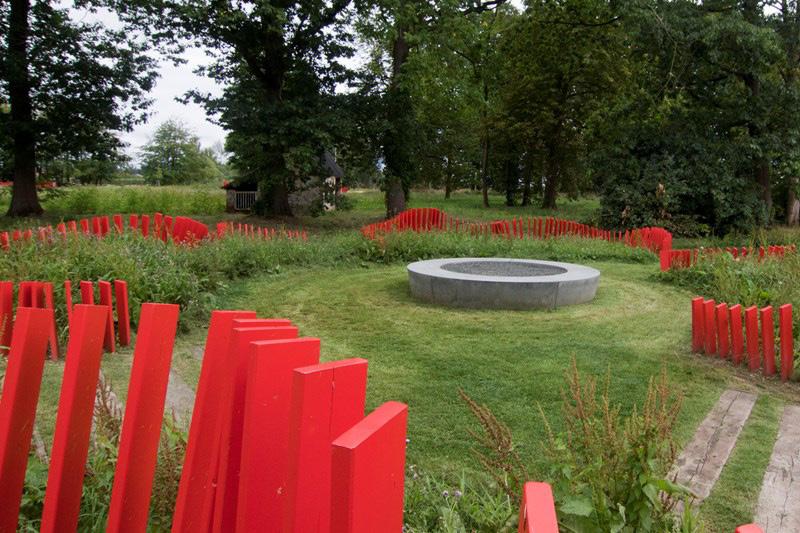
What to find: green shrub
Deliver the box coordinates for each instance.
[461,361,696,532]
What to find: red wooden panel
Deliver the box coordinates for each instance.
[780,304,793,381]
[129,214,139,231]
[691,297,704,352]
[67,220,78,234]
[39,305,109,533]
[80,280,95,304]
[735,525,764,533]
[517,482,559,533]
[141,214,150,237]
[92,216,101,236]
[18,281,33,308]
[716,303,729,358]
[99,280,116,353]
[0,308,54,532]
[761,306,776,376]
[106,303,179,533]
[172,310,256,533]
[101,215,111,236]
[42,282,59,359]
[730,304,744,365]
[0,232,9,250]
[330,401,408,533]
[210,324,300,533]
[114,280,131,346]
[704,299,716,355]
[0,281,13,356]
[746,306,760,371]
[236,338,321,532]
[284,358,368,532]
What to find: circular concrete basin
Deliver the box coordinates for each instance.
[407,258,600,310]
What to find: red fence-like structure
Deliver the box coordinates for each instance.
[0,279,130,360]
[215,221,307,241]
[0,306,409,532]
[691,297,795,381]
[661,245,796,271]
[360,207,673,254]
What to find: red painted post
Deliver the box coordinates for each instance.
[210,324,299,533]
[0,281,13,356]
[39,305,109,533]
[0,308,54,532]
[236,338,321,532]
[730,304,744,365]
[129,214,139,231]
[106,303,179,533]
[42,282,59,359]
[691,297,704,352]
[704,299,717,355]
[746,306,760,371]
[284,359,368,532]
[99,280,116,353]
[735,525,765,533]
[114,280,131,346]
[141,214,150,237]
[17,281,33,307]
[80,280,94,304]
[101,215,111,236]
[330,401,409,533]
[762,306,776,376]
[517,482,559,533]
[113,214,124,234]
[780,304,793,381]
[67,220,78,234]
[717,303,729,358]
[172,310,257,533]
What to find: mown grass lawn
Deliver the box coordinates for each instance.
[198,260,800,531]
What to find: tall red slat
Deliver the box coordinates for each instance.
[716,303,729,358]
[101,216,111,236]
[113,214,124,234]
[18,281,33,307]
[114,280,131,346]
[746,306,760,371]
[691,297,704,352]
[141,215,150,237]
[210,324,299,533]
[780,304,793,381]
[704,299,716,355]
[761,306,776,376]
[0,281,13,356]
[80,280,94,304]
[40,305,109,533]
[330,401,408,533]
[106,303,180,533]
[42,282,59,359]
[172,310,257,533]
[0,308,53,532]
[99,280,116,353]
[284,359,368,532]
[517,482,559,533]
[129,214,139,231]
[730,304,744,365]
[236,338,321,531]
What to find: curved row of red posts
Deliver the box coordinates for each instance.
[360,207,673,254]
[691,297,795,381]
[0,279,130,360]
[661,245,795,271]
[215,221,307,241]
[0,213,210,249]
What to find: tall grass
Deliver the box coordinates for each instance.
[0,185,225,216]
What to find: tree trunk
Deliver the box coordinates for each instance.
[444,159,452,199]
[386,177,405,217]
[480,137,490,207]
[266,181,292,216]
[787,177,800,225]
[7,0,43,217]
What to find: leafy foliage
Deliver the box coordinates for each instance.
[140,120,224,185]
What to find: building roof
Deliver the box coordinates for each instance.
[323,151,344,178]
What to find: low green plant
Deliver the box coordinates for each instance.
[461,360,697,532]
[404,466,517,532]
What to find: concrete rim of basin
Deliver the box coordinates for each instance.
[407,257,601,309]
